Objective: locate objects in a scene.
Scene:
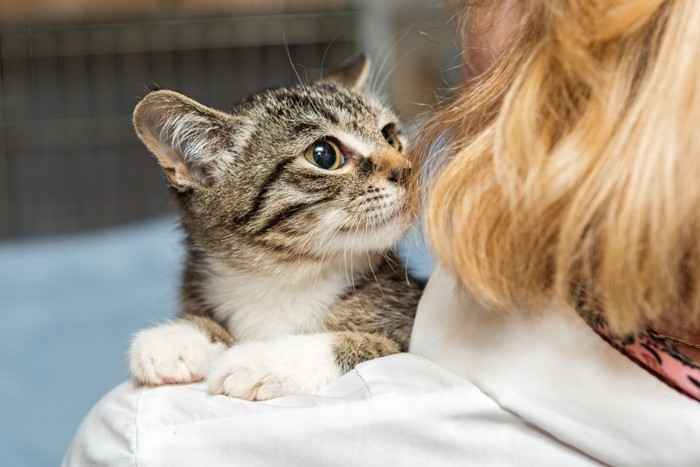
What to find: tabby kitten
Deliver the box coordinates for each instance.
[129,55,424,400]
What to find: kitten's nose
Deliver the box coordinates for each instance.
[388,167,407,183]
[381,147,412,183]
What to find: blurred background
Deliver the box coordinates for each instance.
[0,0,458,465]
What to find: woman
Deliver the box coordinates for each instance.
[64,1,700,465]
[410,0,700,463]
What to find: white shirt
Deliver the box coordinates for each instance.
[411,267,700,466]
[63,267,700,466]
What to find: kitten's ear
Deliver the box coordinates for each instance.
[133,90,238,191]
[320,53,370,90]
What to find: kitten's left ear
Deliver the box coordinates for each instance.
[320,53,370,90]
[133,90,240,191]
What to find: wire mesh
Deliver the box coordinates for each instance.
[0,12,358,237]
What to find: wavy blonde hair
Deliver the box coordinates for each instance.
[413,0,700,334]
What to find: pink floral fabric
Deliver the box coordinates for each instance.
[592,325,700,402]
[572,286,700,402]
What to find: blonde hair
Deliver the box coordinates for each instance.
[413,0,700,333]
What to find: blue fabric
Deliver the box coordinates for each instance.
[0,218,433,467]
[0,218,183,467]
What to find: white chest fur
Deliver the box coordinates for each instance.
[202,257,369,342]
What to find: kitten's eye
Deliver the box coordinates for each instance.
[304,140,343,170]
[381,124,403,152]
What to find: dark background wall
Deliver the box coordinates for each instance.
[0,11,358,237]
[0,0,459,238]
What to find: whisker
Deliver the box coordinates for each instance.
[283,28,304,87]
[370,26,414,96]
[320,30,344,80]
[348,221,363,294]
[378,48,417,94]
[311,219,348,291]
[367,247,385,298]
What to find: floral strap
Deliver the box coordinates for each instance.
[572,287,700,402]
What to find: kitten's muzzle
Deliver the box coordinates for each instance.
[388,166,411,184]
[378,148,412,184]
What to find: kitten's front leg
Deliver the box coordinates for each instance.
[208,332,400,400]
[130,316,232,385]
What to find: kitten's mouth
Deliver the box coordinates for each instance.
[322,203,410,253]
[343,203,408,232]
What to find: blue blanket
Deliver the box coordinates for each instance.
[0,217,432,466]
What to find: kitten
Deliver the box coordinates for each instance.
[129,54,424,401]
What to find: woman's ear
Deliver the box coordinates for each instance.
[133,90,239,191]
[319,53,371,90]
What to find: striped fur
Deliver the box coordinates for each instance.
[129,55,424,398]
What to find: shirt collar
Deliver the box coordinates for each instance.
[410,266,700,466]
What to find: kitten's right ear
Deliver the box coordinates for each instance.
[133,90,238,191]
[320,53,371,90]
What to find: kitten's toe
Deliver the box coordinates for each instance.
[207,334,341,400]
[218,368,276,401]
[208,354,290,401]
[129,320,226,386]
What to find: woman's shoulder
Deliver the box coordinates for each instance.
[62,353,592,467]
[411,267,700,467]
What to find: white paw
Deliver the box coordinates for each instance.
[129,320,227,386]
[208,334,341,400]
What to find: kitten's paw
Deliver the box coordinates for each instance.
[208,334,341,400]
[129,321,227,386]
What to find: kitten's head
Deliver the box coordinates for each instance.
[133,55,413,265]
